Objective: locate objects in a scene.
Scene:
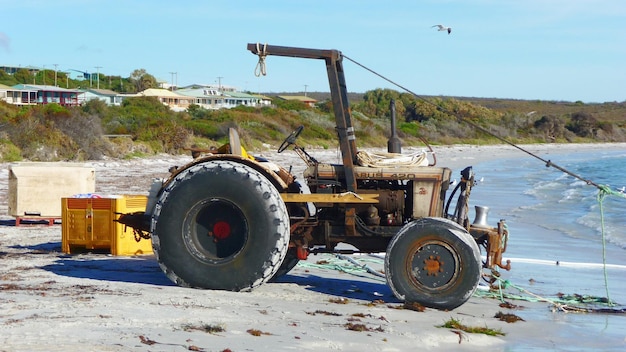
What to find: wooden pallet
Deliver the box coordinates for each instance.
[15,216,60,227]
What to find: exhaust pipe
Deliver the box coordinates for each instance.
[388,99,402,153]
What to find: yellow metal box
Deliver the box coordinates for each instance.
[61,195,152,256]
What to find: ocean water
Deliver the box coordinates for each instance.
[464,146,626,350]
[467,147,626,293]
[519,150,626,250]
[471,148,626,247]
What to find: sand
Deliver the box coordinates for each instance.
[1,143,625,351]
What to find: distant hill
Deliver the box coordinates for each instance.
[458,97,626,123]
[1,89,625,162]
[275,91,626,124]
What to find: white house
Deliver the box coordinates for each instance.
[0,83,37,105]
[221,91,261,109]
[176,88,225,110]
[79,88,127,106]
[176,88,262,110]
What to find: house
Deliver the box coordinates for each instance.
[138,88,195,112]
[157,77,171,90]
[277,95,317,107]
[221,91,261,109]
[176,87,225,110]
[11,84,82,107]
[0,83,37,106]
[0,65,40,76]
[251,94,273,107]
[176,88,262,110]
[180,83,238,93]
[79,88,127,106]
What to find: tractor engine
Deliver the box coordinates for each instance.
[356,189,405,226]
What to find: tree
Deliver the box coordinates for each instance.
[82,98,108,116]
[567,112,598,137]
[129,68,157,92]
[534,115,566,141]
[357,88,402,117]
[14,68,32,84]
[0,70,17,85]
[108,75,133,93]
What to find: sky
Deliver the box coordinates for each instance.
[1,0,624,103]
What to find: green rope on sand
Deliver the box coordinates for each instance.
[478,275,622,312]
[296,256,387,283]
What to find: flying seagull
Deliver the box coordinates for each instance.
[432,24,451,34]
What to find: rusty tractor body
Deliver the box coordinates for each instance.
[119,44,510,310]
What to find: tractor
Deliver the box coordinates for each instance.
[118,43,511,310]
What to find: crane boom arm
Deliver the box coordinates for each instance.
[247,43,358,192]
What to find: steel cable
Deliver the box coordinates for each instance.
[342,54,626,306]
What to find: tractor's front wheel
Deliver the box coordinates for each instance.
[151,160,290,291]
[385,217,481,310]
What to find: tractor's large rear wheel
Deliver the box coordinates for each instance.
[151,160,290,291]
[269,247,300,281]
[385,217,481,310]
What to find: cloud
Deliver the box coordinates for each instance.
[0,32,10,52]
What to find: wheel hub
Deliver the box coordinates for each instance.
[183,198,248,262]
[423,255,444,276]
[410,242,458,291]
[212,221,231,240]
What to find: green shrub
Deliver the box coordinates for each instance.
[185,120,220,138]
[399,122,419,136]
[0,139,22,162]
[275,99,308,111]
[42,103,71,117]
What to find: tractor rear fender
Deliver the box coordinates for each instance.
[146,155,290,216]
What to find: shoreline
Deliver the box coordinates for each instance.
[259,141,626,172]
[429,142,626,169]
[1,142,625,351]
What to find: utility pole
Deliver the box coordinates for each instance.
[53,64,58,86]
[304,84,308,97]
[95,66,102,89]
[169,71,177,91]
[217,76,223,92]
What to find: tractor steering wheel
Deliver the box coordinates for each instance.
[278,125,304,153]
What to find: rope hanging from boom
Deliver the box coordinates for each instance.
[254,43,268,77]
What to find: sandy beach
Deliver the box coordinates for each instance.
[1,143,625,351]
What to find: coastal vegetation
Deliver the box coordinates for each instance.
[1,67,625,162]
